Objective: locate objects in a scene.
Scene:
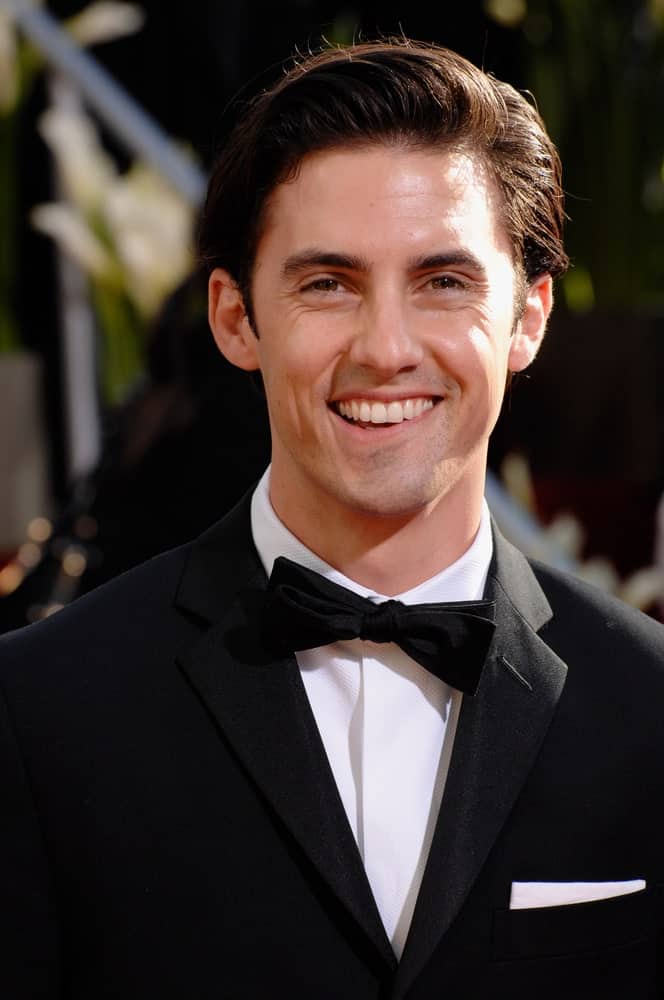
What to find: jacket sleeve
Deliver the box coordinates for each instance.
[0,681,61,996]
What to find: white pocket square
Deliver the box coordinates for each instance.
[509,879,646,910]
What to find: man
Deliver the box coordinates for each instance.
[1,39,663,999]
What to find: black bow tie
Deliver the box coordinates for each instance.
[263,556,496,695]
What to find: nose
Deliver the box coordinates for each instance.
[348,296,424,375]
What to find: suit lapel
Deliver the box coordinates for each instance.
[395,529,568,995]
[174,494,396,970]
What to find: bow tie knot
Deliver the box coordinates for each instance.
[263,556,496,695]
[359,599,403,644]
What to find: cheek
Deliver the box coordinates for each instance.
[456,325,509,382]
[458,329,511,422]
[261,359,321,444]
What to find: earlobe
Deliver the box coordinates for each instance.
[508,274,553,373]
[208,268,260,371]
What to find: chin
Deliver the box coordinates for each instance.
[338,479,445,522]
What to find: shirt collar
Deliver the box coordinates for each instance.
[250,467,493,605]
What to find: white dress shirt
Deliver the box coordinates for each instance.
[251,469,493,958]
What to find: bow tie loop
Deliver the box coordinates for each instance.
[270,578,366,645]
[264,556,496,695]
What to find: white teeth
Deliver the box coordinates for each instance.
[386,402,402,423]
[336,397,435,425]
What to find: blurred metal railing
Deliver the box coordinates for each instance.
[5,0,206,204]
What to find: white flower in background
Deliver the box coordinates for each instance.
[66,2,145,47]
[103,163,194,318]
[38,105,115,213]
[484,0,527,29]
[31,202,115,280]
[541,513,585,560]
[576,557,620,595]
[619,567,664,612]
[500,451,536,513]
[35,101,195,319]
[0,10,18,114]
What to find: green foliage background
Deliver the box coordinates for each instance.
[513,0,664,312]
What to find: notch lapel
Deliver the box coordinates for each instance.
[174,494,396,970]
[394,530,568,995]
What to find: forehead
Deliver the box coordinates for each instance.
[255,144,512,266]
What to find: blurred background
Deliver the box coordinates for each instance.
[0,0,663,629]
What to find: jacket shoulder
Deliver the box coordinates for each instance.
[529,557,664,660]
[0,542,194,669]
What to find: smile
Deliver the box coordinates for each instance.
[333,397,436,425]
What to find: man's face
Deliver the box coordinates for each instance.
[210,145,550,537]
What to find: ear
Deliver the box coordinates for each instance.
[208,268,260,371]
[508,274,553,373]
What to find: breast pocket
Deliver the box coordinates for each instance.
[492,886,656,960]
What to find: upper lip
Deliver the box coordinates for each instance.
[329,391,441,403]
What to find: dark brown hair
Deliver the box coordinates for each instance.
[198,39,568,305]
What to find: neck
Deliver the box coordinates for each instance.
[269,477,485,596]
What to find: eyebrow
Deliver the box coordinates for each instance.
[282,250,368,278]
[410,252,487,277]
[281,248,487,279]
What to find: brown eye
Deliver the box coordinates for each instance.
[429,275,465,290]
[303,278,340,292]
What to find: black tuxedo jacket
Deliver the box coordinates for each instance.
[1,492,663,998]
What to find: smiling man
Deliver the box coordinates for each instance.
[209,145,549,591]
[2,39,664,1000]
